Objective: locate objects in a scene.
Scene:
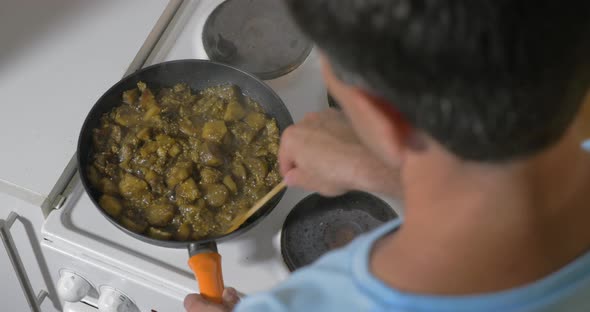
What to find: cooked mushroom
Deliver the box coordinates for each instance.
[89,82,281,241]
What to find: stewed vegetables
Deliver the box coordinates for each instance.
[87,82,281,241]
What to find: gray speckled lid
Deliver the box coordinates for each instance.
[281,192,398,271]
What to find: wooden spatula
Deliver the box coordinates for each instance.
[223,181,287,234]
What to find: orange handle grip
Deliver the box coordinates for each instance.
[188,252,224,303]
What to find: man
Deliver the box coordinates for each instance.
[186,0,590,311]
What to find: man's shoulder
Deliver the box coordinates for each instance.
[235,220,403,312]
[237,246,374,312]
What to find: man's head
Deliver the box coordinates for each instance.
[285,0,590,163]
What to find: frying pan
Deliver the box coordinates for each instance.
[77,59,293,302]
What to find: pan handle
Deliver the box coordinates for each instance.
[188,242,224,303]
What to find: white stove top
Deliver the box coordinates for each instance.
[41,1,402,309]
[43,174,309,298]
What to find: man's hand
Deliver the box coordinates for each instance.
[184,288,240,312]
[279,109,401,197]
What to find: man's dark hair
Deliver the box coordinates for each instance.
[285,0,590,161]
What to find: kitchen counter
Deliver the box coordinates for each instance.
[0,0,170,205]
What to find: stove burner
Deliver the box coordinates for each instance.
[281,192,398,272]
[202,0,313,80]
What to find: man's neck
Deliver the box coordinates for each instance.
[372,121,590,295]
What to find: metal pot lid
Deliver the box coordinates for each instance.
[202,0,313,80]
[281,192,398,272]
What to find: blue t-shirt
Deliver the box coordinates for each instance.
[235,219,590,311]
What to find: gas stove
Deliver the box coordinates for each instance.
[40,1,402,311]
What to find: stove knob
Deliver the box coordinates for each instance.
[57,271,92,302]
[98,287,139,312]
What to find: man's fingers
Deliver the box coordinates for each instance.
[278,152,295,177]
[279,126,298,176]
[278,109,362,195]
[184,294,225,312]
[279,125,316,175]
[222,288,240,308]
[285,168,327,193]
[278,146,295,177]
[283,168,307,188]
[302,111,321,122]
[285,169,346,196]
[184,289,240,312]
[184,294,206,311]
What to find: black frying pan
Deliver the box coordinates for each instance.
[77,59,293,302]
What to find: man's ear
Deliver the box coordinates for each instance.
[321,58,412,166]
[350,89,411,163]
